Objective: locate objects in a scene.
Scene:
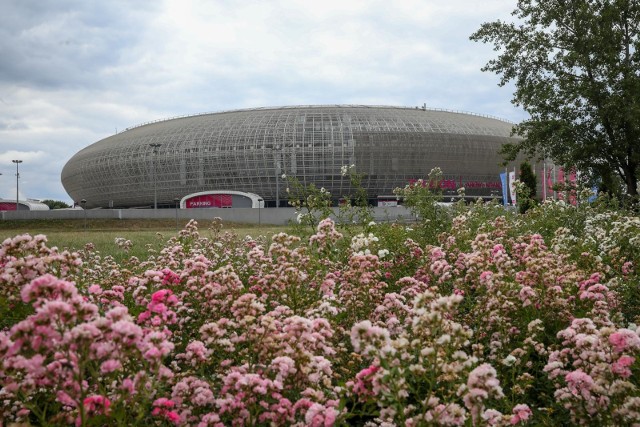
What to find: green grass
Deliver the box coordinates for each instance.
[0,219,286,259]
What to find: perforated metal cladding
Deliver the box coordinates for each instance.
[61,106,517,209]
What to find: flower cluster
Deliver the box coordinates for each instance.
[2,196,640,425]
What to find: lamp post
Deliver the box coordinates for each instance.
[81,199,87,230]
[12,160,22,211]
[273,146,282,208]
[174,197,180,232]
[149,143,161,210]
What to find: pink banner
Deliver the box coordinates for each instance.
[186,194,233,209]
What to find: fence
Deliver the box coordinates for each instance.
[0,206,415,226]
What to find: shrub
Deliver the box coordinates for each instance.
[1,205,640,425]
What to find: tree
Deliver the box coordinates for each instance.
[470,0,640,201]
[519,161,537,199]
[41,199,71,209]
[518,161,537,213]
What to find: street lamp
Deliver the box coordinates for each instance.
[273,146,282,208]
[174,197,180,232]
[149,143,161,210]
[81,199,87,230]
[12,160,22,211]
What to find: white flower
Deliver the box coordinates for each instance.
[502,355,517,366]
[378,249,389,259]
[281,174,287,179]
[436,334,451,345]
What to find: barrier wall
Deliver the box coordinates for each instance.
[0,206,415,226]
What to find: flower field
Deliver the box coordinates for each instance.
[1,198,640,426]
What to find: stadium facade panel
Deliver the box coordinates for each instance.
[61,105,519,209]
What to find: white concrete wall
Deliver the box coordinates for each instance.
[0,206,415,226]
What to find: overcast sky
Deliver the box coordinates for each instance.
[0,0,525,204]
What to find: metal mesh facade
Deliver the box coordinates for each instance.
[61,105,519,209]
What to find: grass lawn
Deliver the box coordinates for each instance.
[0,218,286,260]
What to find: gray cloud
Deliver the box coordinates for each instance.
[0,0,525,202]
[0,0,159,89]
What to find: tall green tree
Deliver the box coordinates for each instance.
[471,0,640,200]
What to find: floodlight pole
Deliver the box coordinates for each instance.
[12,160,22,211]
[150,144,161,210]
[174,197,180,232]
[81,199,87,230]
[276,172,280,208]
[274,146,281,208]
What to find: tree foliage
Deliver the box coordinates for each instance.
[519,161,537,199]
[471,0,640,199]
[518,161,537,213]
[41,199,71,209]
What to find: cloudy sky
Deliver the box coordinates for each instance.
[0,0,526,204]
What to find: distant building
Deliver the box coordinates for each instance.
[62,105,521,209]
[0,199,50,211]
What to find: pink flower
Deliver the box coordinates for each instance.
[152,398,180,425]
[21,274,78,305]
[83,395,111,414]
[479,271,493,284]
[609,329,640,353]
[611,355,635,378]
[352,364,381,397]
[565,370,594,399]
[87,284,103,295]
[77,395,111,426]
[305,403,338,427]
[510,404,532,424]
[482,409,503,425]
[153,397,175,408]
[100,359,122,374]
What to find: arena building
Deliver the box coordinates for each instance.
[61,105,521,209]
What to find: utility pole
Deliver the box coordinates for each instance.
[12,160,22,211]
[149,144,161,210]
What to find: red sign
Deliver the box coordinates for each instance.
[185,194,233,209]
[0,203,17,211]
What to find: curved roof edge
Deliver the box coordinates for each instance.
[123,105,516,133]
[0,199,50,211]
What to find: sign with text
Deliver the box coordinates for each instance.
[185,194,233,209]
[408,178,502,190]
